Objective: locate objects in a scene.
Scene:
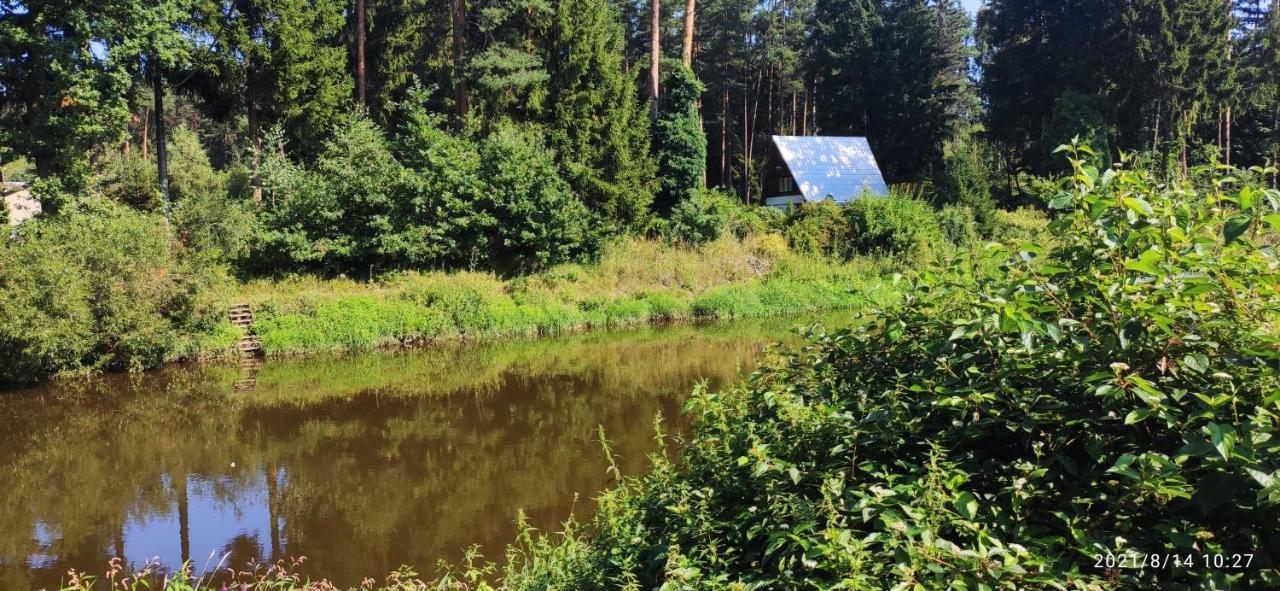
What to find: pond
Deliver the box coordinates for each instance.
[0,313,849,589]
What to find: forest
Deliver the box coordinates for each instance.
[2,1,1276,225]
[3,1,1280,589]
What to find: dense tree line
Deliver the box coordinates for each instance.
[980,0,1280,179]
[1,0,1277,260]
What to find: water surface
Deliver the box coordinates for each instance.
[0,314,845,589]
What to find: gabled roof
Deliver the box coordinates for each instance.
[771,136,889,202]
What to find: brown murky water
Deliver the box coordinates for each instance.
[0,314,847,589]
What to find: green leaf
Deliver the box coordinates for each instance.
[1262,213,1280,231]
[1124,408,1151,425]
[1181,353,1209,374]
[954,491,978,520]
[1204,423,1237,462]
[1223,214,1252,244]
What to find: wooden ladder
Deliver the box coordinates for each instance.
[228,303,263,357]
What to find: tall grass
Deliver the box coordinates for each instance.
[236,236,896,357]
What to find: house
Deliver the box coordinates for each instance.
[762,136,889,209]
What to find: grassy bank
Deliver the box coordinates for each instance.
[232,235,899,358]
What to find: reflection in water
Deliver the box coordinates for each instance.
[0,314,846,589]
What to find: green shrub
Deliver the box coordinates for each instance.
[97,150,161,211]
[936,203,980,247]
[842,192,948,260]
[255,112,598,276]
[487,154,1280,589]
[939,137,999,233]
[667,188,741,245]
[781,200,846,256]
[168,126,256,263]
[0,203,228,382]
[640,291,687,320]
[992,206,1051,244]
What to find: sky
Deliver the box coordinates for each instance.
[961,0,982,15]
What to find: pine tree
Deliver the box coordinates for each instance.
[191,0,352,161]
[548,0,656,229]
[467,0,554,124]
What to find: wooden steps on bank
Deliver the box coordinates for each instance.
[228,303,263,357]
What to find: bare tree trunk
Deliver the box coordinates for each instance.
[356,0,367,107]
[154,58,170,224]
[142,108,150,159]
[249,103,262,205]
[783,86,793,134]
[720,89,728,185]
[650,0,661,120]
[682,0,695,68]
[452,0,469,121]
[801,86,809,135]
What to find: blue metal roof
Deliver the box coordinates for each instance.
[772,136,889,202]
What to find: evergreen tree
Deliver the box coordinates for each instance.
[191,0,352,161]
[815,0,973,181]
[654,60,706,213]
[547,0,656,229]
[467,0,554,124]
[364,0,454,124]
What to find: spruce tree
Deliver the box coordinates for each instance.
[654,60,706,213]
[547,0,656,229]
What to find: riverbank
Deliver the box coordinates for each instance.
[223,235,900,359]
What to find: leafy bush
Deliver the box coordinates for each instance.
[843,192,948,260]
[992,206,1051,244]
[97,150,161,211]
[667,189,741,245]
[168,127,256,263]
[256,113,597,276]
[0,203,228,382]
[481,154,1280,589]
[940,137,999,234]
[936,203,980,248]
[781,200,846,256]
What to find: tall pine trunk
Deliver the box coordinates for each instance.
[682,0,695,68]
[452,0,469,121]
[356,0,367,106]
[649,0,660,120]
[153,57,170,224]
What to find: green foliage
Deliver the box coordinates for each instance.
[667,189,742,245]
[812,0,975,181]
[167,127,256,262]
[255,110,598,276]
[940,137,999,233]
[0,203,228,383]
[548,0,656,229]
[476,123,599,273]
[654,61,707,213]
[935,203,980,248]
[843,191,949,260]
[236,235,888,358]
[481,154,1280,589]
[781,200,847,257]
[190,0,352,158]
[1042,89,1110,170]
[98,150,162,211]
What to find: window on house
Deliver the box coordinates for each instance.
[778,177,794,193]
